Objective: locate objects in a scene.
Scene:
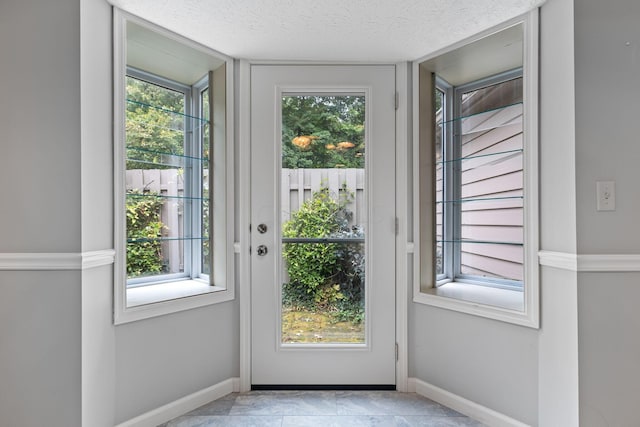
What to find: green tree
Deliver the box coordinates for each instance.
[125,76,186,169]
[282,96,365,169]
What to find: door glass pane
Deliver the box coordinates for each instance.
[280,95,366,344]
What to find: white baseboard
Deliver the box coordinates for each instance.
[408,378,530,427]
[115,377,240,427]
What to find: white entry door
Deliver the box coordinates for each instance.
[250,65,396,387]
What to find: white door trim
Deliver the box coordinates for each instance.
[238,60,409,391]
[238,59,253,392]
[395,61,410,392]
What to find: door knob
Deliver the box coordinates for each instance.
[256,245,268,256]
[257,223,268,234]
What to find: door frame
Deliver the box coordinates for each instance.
[238,60,409,392]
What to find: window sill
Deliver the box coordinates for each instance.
[127,279,216,307]
[414,281,537,328]
[114,279,234,325]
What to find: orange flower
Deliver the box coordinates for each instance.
[292,135,319,150]
[292,136,312,149]
[336,141,355,150]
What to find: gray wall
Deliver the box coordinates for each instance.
[0,0,82,425]
[407,0,597,425]
[0,1,241,425]
[578,273,640,426]
[114,302,239,423]
[574,0,640,424]
[408,305,540,425]
[0,0,81,253]
[111,7,240,423]
[0,272,82,427]
[407,4,587,425]
[5,0,639,425]
[574,0,640,254]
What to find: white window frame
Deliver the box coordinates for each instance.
[412,10,539,328]
[113,9,235,324]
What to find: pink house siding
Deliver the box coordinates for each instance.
[459,102,524,281]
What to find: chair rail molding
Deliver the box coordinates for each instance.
[0,250,115,271]
[539,251,640,272]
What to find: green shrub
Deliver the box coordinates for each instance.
[126,193,165,277]
[282,186,364,322]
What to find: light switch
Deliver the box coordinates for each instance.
[596,181,615,211]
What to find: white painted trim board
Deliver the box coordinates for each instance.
[238,59,252,392]
[0,250,115,271]
[115,377,240,427]
[409,377,530,427]
[539,251,640,272]
[395,60,410,393]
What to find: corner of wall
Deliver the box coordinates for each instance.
[537,0,580,425]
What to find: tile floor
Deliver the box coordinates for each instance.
[158,390,485,426]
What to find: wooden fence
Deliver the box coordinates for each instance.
[126,168,365,273]
[126,168,185,273]
[281,168,365,227]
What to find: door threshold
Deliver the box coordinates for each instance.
[251,384,396,391]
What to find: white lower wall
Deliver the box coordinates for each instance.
[408,302,539,426]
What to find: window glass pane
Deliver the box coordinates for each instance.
[201,87,211,276]
[434,88,445,276]
[460,77,522,117]
[458,78,523,283]
[280,95,366,344]
[125,76,186,280]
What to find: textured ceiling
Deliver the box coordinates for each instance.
[109,0,544,62]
